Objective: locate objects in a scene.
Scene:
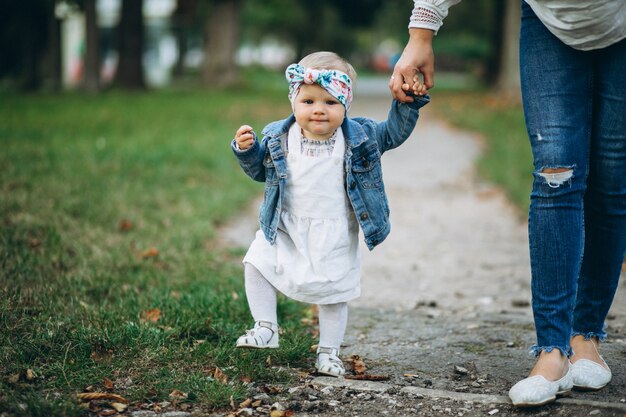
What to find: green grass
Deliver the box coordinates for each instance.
[432,90,532,213]
[0,85,317,416]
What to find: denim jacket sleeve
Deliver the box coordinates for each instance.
[349,95,429,153]
[231,132,267,182]
[374,95,430,153]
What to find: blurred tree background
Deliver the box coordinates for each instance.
[0,0,520,94]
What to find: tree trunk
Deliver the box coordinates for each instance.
[46,8,62,91]
[172,0,196,78]
[203,0,241,87]
[116,0,145,89]
[84,0,100,92]
[496,0,521,97]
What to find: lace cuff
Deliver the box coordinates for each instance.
[408,0,460,34]
[409,5,442,32]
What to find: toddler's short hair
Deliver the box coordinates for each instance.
[298,51,357,84]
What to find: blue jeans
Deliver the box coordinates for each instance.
[520,2,626,357]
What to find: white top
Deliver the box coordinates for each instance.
[243,123,361,305]
[409,0,626,51]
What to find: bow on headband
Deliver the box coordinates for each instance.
[285,63,353,111]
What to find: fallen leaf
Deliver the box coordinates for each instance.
[266,355,272,366]
[252,400,262,407]
[90,349,114,362]
[28,238,42,248]
[25,369,36,381]
[76,392,129,404]
[118,219,133,232]
[88,402,101,412]
[345,374,390,381]
[239,399,252,408]
[213,367,228,384]
[169,389,188,400]
[110,402,128,412]
[102,377,114,390]
[348,355,367,375]
[239,375,252,384]
[270,411,285,417]
[140,247,159,258]
[140,308,161,324]
[8,373,20,384]
[261,385,283,394]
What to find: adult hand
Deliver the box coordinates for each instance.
[389,28,435,102]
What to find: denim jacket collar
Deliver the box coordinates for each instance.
[261,114,368,149]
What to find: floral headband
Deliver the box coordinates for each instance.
[285,63,353,111]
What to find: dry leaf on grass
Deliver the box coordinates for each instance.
[118,219,134,232]
[76,392,129,404]
[140,308,162,324]
[102,377,114,390]
[213,367,229,384]
[140,247,159,258]
[90,349,114,362]
[169,389,188,400]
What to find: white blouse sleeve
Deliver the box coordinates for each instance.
[409,0,462,34]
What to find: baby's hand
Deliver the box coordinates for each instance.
[411,74,428,96]
[235,125,255,151]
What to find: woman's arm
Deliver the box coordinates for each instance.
[390,0,461,102]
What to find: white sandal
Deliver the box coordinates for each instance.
[315,347,345,377]
[236,321,279,349]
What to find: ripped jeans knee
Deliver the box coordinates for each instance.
[537,167,574,188]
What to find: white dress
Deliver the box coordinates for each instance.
[243,123,361,304]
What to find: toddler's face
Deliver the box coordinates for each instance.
[293,84,345,140]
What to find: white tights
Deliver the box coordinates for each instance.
[244,263,348,349]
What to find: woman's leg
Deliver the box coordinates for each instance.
[574,38,626,337]
[571,37,626,362]
[519,1,592,377]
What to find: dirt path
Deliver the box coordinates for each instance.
[218,83,626,416]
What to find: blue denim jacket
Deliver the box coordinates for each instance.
[231,95,429,250]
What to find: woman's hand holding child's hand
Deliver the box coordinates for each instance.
[235,125,255,151]
[411,75,428,97]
